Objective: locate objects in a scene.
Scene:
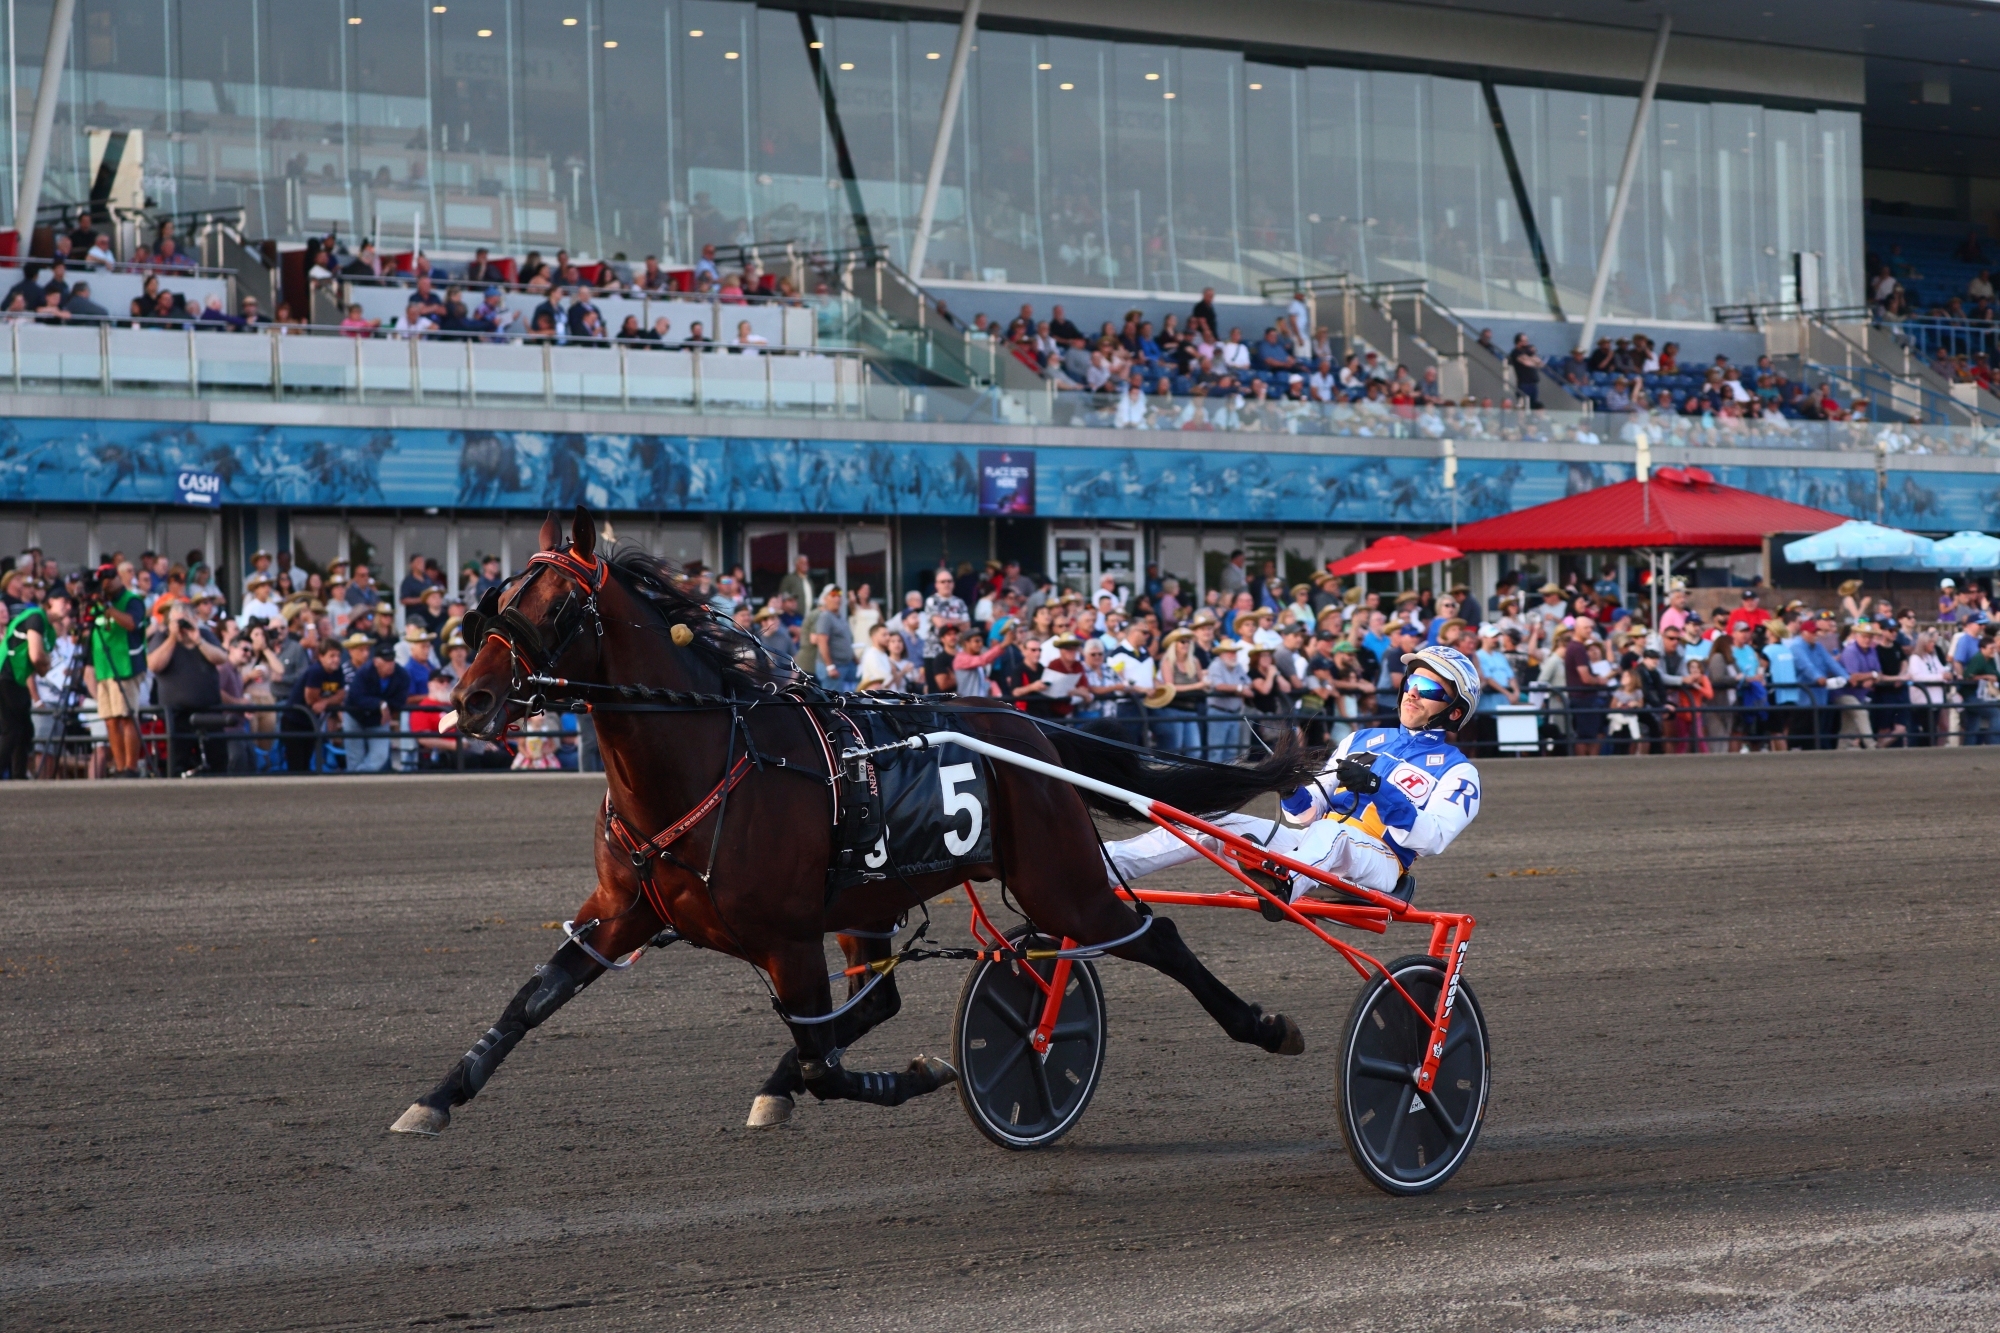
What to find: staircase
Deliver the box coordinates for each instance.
[1263,274,1585,411]
[713,240,1050,413]
[1719,302,1999,426]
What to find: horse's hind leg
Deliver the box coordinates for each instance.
[764,941,955,1111]
[388,940,603,1135]
[748,933,904,1127]
[1113,913,1304,1055]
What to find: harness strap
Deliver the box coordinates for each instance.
[605,752,754,870]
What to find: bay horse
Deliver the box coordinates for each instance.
[389,507,1321,1137]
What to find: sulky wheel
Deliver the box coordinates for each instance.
[953,927,1107,1150]
[1335,953,1491,1196]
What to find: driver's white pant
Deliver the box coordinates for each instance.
[1102,812,1404,898]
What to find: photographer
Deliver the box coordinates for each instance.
[89,564,147,778]
[145,601,227,776]
[1,591,57,778]
[282,640,348,773]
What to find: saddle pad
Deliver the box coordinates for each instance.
[826,708,995,896]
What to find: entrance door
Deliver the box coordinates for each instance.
[1049,529,1141,603]
[743,525,888,606]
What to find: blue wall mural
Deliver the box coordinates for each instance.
[0,415,1995,531]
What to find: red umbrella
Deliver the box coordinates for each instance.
[1327,534,1465,576]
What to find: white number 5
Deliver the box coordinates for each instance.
[939,762,983,856]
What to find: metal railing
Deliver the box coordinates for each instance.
[25,700,579,779]
[7,318,2000,449]
[20,680,1996,781]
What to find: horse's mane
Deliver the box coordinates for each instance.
[604,545,790,692]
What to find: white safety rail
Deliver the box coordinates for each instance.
[0,321,866,415]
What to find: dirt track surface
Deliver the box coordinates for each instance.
[3,750,1998,1331]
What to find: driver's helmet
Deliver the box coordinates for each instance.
[1408,644,1481,721]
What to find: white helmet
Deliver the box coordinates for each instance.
[1408,644,1481,724]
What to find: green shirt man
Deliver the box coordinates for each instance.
[90,587,145,681]
[3,603,52,685]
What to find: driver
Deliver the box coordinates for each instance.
[1103,645,1482,911]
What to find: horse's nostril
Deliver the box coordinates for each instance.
[465,689,495,715]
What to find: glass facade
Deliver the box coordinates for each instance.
[4,0,1862,317]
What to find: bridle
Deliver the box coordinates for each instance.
[461,544,608,715]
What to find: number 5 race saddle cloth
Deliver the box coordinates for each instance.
[823,707,995,898]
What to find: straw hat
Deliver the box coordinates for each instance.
[1215,636,1246,651]
[1188,610,1219,628]
[1050,634,1085,649]
[1160,628,1194,647]
[340,632,374,648]
[403,623,436,642]
[1142,680,1178,709]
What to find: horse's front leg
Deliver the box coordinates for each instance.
[764,941,955,1112]
[388,875,662,1137]
[748,930,904,1128]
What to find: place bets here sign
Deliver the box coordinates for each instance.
[977,450,1034,516]
[175,470,223,507]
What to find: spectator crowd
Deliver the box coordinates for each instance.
[3,534,1995,782]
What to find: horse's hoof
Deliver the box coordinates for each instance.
[911,1054,958,1089]
[746,1093,795,1128]
[1263,1014,1305,1056]
[389,1102,450,1136]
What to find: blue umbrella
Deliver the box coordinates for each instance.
[1783,520,1935,571]
[1925,530,2000,571]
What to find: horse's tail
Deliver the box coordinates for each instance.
[1036,720,1328,821]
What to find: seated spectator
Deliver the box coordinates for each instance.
[341,239,384,282]
[1253,327,1297,372]
[518,249,549,288]
[461,247,502,286]
[1219,327,1251,372]
[339,304,379,337]
[393,298,436,338]
[735,318,767,353]
[64,282,108,322]
[4,264,44,312]
[566,286,604,343]
[39,259,72,305]
[1048,303,1084,345]
[636,255,670,291]
[85,231,116,268]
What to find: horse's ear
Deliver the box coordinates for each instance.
[538,511,560,551]
[571,504,595,559]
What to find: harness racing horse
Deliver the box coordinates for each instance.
[390,507,1322,1137]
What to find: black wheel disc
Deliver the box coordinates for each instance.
[1336,953,1490,1196]
[953,929,1107,1150]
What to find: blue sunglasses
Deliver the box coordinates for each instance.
[1404,674,1453,703]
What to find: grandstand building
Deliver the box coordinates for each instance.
[0,0,1993,607]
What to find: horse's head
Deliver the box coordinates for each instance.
[454,505,608,740]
